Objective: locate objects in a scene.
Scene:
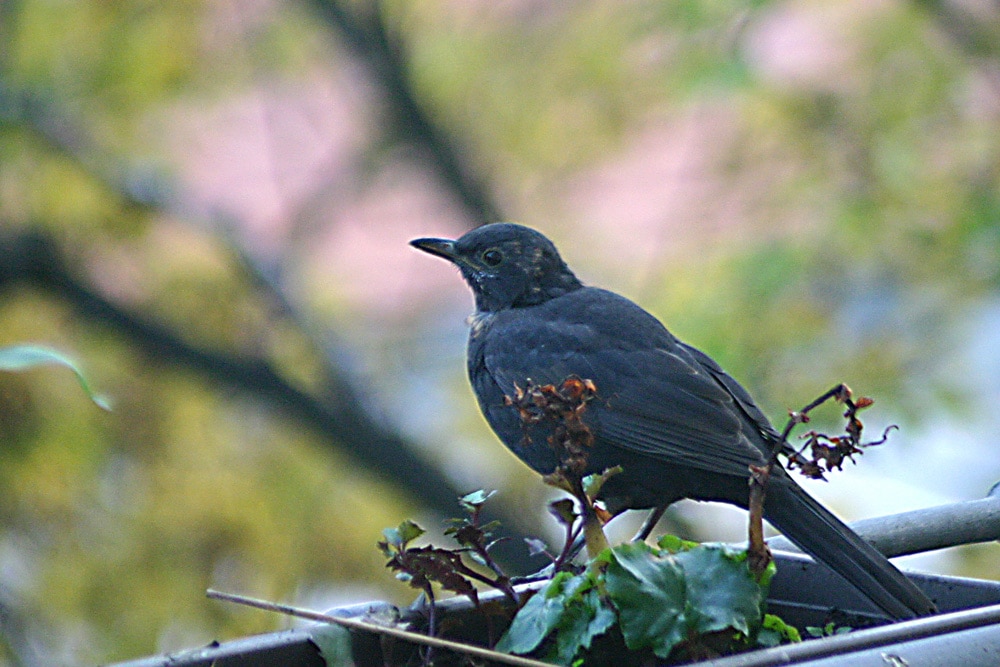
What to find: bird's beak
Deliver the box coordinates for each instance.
[410,237,459,262]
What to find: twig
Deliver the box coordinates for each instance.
[767,383,852,467]
[553,515,584,572]
[206,589,552,667]
[752,383,863,569]
[747,465,772,576]
[423,587,436,666]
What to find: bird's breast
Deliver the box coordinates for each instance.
[465,310,496,340]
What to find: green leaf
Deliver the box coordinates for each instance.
[545,570,577,598]
[755,556,778,590]
[0,344,112,410]
[309,624,356,666]
[675,545,766,637]
[381,527,401,549]
[495,587,566,655]
[806,621,850,638]
[458,489,496,510]
[604,542,687,658]
[656,534,700,553]
[380,520,425,552]
[553,586,616,665]
[604,542,770,659]
[480,520,502,534]
[396,520,425,545]
[548,498,578,526]
[496,570,592,656]
[581,465,622,498]
[757,613,801,647]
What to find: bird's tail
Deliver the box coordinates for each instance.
[765,481,937,620]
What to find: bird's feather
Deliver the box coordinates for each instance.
[481,287,769,478]
[414,223,936,619]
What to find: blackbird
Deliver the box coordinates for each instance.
[411,222,935,620]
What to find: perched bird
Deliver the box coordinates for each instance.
[411,223,935,620]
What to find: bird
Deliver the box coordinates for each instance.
[410,222,936,620]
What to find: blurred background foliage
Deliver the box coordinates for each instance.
[0,0,999,664]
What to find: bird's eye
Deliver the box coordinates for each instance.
[482,248,503,266]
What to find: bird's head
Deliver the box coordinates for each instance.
[410,223,583,312]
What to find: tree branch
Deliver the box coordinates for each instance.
[304,0,503,225]
[0,230,466,517]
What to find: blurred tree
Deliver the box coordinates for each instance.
[0,0,998,664]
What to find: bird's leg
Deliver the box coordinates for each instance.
[632,505,667,542]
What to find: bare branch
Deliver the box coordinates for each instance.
[304,0,504,225]
[0,230,467,517]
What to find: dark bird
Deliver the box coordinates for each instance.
[411,222,935,620]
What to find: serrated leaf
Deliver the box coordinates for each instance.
[581,466,622,498]
[495,588,566,655]
[656,534,700,553]
[480,520,502,534]
[381,528,401,549]
[448,524,483,547]
[604,542,687,658]
[0,344,112,410]
[560,568,596,600]
[675,546,765,636]
[396,520,425,545]
[496,570,591,657]
[553,586,616,665]
[757,613,801,647]
[548,499,577,526]
[755,626,783,648]
[545,570,576,597]
[459,489,496,509]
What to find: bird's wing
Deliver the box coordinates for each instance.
[481,290,771,478]
[679,342,787,448]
